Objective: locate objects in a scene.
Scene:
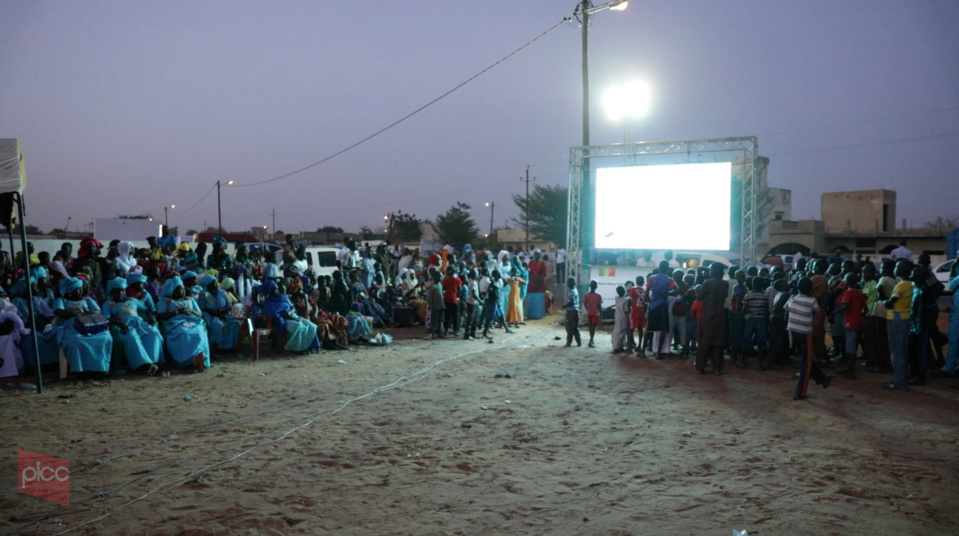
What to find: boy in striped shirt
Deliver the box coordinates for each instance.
[787,277,833,400]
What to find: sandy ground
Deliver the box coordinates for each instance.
[2,311,959,536]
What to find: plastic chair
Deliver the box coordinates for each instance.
[230,303,273,361]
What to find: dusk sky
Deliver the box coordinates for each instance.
[2,1,957,238]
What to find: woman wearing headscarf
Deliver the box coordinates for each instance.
[10,270,59,369]
[525,251,548,319]
[125,272,157,322]
[112,242,138,278]
[53,276,113,374]
[181,270,201,298]
[101,277,163,375]
[220,277,240,305]
[506,266,525,328]
[157,276,210,371]
[206,236,233,274]
[198,274,240,354]
[70,237,105,300]
[0,292,31,378]
[254,280,321,354]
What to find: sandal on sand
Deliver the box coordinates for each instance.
[192,352,207,372]
[146,364,159,376]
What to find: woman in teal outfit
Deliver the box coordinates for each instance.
[198,274,240,354]
[101,277,163,374]
[54,277,113,373]
[156,276,210,371]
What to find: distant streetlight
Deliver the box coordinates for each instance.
[216,180,234,233]
[603,79,651,142]
[164,204,176,236]
[485,201,495,250]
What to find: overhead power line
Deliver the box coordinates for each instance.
[232,18,568,189]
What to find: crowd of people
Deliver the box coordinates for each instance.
[0,234,559,380]
[566,249,958,400]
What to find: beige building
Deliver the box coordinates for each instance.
[769,189,949,258]
[821,189,896,234]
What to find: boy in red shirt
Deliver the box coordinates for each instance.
[627,276,647,356]
[583,280,603,348]
[441,267,463,337]
[835,272,867,379]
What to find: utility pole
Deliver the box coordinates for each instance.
[521,165,536,253]
[270,208,278,240]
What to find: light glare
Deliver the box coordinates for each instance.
[603,80,652,122]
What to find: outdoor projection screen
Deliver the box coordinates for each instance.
[594,162,732,250]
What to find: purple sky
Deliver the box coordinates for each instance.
[2,0,957,237]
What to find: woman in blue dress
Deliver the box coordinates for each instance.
[254,280,320,354]
[197,274,240,354]
[101,277,163,375]
[125,272,157,323]
[156,276,210,371]
[53,277,113,374]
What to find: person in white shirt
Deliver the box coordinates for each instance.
[555,247,566,285]
[889,241,914,263]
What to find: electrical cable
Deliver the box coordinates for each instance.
[767,130,959,157]
[230,19,567,189]
[3,335,538,535]
[759,105,959,138]
[166,182,216,216]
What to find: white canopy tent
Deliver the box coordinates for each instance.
[0,138,44,393]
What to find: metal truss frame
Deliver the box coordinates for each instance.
[566,136,759,286]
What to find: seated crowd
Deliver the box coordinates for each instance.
[0,235,555,379]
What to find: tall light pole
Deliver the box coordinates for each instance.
[163,204,175,236]
[521,165,535,253]
[485,201,495,251]
[574,0,627,284]
[216,180,234,233]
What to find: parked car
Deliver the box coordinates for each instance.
[933,259,955,293]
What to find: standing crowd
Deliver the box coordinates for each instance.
[568,248,958,400]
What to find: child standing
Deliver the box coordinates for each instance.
[740,277,769,369]
[834,272,867,379]
[564,277,582,347]
[628,276,647,356]
[441,267,463,337]
[426,271,446,339]
[788,277,833,400]
[764,279,791,370]
[583,280,603,348]
[611,285,631,353]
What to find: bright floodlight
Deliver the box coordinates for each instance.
[170,204,175,209]
[603,80,651,122]
[226,180,234,185]
[609,1,628,11]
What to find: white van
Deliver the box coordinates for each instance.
[302,246,341,277]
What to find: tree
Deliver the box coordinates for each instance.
[511,184,569,248]
[317,225,344,243]
[386,210,423,244]
[359,226,375,240]
[23,224,43,235]
[922,216,959,229]
[432,202,480,247]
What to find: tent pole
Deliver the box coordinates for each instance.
[14,193,42,394]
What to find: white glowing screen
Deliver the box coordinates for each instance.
[594,162,732,250]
